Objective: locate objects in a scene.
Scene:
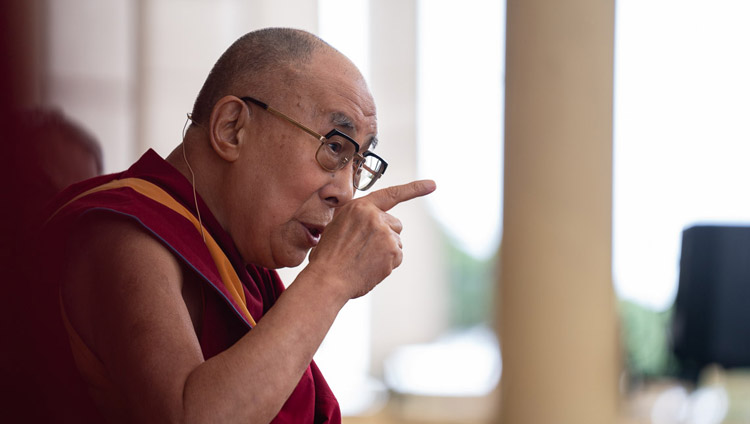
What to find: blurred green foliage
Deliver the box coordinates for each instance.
[442,232,682,383]
[444,234,497,327]
[618,299,679,379]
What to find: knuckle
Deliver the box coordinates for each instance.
[393,250,403,268]
[385,185,401,202]
[351,199,374,215]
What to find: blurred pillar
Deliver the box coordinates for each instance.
[498,0,618,423]
[368,0,450,375]
[0,0,43,114]
[0,0,44,241]
[134,0,318,157]
[45,0,136,173]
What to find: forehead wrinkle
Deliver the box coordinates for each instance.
[329,111,378,151]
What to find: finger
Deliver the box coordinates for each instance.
[384,214,403,234]
[393,243,403,268]
[365,179,436,212]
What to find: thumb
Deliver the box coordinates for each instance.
[364,179,436,212]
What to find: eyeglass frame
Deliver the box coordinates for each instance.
[240,96,387,191]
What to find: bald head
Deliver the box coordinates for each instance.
[190,28,333,126]
[169,27,380,269]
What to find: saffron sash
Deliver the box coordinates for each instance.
[50,177,257,327]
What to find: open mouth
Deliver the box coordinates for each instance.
[302,223,324,246]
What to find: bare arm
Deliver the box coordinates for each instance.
[62,180,435,424]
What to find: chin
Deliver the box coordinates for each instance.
[269,248,310,270]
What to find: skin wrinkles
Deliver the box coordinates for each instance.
[330,111,379,151]
[301,53,377,150]
[310,98,377,153]
[217,48,377,270]
[56,29,436,424]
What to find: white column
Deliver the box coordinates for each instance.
[368,0,450,374]
[135,0,319,157]
[45,0,137,173]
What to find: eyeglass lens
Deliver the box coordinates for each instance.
[352,155,378,190]
[316,134,358,171]
[316,133,384,190]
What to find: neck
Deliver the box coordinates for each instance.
[166,133,227,232]
[165,141,195,186]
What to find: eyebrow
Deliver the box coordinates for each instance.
[330,112,378,150]
[331,112,355,130]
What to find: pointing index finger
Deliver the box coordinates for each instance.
[364,179,437,211]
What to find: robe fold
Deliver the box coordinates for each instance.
[34,149,341,423]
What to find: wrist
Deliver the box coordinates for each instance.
[295,265,351,308]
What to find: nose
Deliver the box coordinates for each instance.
[320,164,355,207]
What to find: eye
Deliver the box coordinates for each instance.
[325,139,344,155]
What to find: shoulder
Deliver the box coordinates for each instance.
[67,211,182,282]
[58,213,208,421]
[60,212,187,350]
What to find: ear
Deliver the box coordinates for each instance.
[208,96,251,163]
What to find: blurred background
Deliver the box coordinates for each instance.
[2,0,750,423]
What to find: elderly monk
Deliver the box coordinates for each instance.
[37,27,435,423]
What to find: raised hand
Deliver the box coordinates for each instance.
[307,179,436,299]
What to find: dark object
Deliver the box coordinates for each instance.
[671,225,750,382]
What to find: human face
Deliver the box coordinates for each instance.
[224,50,379,269]
[240,96,387,191]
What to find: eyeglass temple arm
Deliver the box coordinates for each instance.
[241,96,325,142]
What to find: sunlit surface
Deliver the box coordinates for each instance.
[417,0,505,260]
[317,0,507,415]
[384,325,501,397]
[614,2,750,422]
[613,0,750,311]
[315,0,377,416]
[645,366,750,424]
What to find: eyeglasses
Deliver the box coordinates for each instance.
[240,96,387,191]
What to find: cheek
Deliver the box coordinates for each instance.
[229,180,317,267]
[267,222,309,268]
[256,148,323,192]
[229,143,329,265]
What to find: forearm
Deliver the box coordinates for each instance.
[180,267,348,424]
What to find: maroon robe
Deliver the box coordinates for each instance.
[33,149,341,423]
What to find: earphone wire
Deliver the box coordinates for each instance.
[183,113,206,243]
